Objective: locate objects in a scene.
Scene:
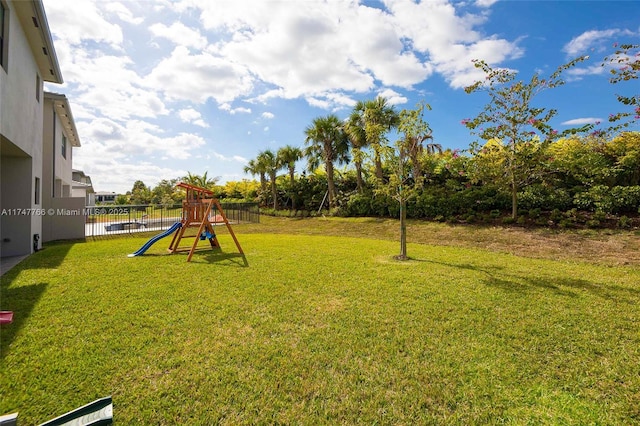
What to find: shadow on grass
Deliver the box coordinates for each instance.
[6,242,74,271]
[194,251,249,267]
[141,248,249,267]
[0,243,75,359]
[417,257,639,303]
[0,282,48,360]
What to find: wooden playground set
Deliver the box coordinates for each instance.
[129,182,244,262]
[169,182,243,262]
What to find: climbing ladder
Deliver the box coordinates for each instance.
[168,183,243,262]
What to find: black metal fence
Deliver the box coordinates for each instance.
[84,203,259,238]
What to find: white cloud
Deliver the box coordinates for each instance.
[149,22,208,49]
[77,118,205,160]
[383,0,522,89]
[561,117,603,126]
[145,46,254,104]
[377,89,408,106]
[307,97,332,110]
[475,0,500,7]
[178,108,209,128]
[566,64,607,80]
[261,112,275,119]
[43,0,123,49]
[563,29,619,56]
[104,2,144,25]
[220,104,252,115]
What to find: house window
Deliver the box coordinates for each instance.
[36,74,40,101]
[61,134,67,158]
[35,177,40,204]
[0,1,8,71]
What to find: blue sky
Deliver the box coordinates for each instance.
[41,0,639,194]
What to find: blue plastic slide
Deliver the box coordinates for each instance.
[128,222,182,257]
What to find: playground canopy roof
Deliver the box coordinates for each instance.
[176,182,215,196]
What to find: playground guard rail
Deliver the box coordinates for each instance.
[84,202,259,238]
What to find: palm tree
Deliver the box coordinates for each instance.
[182,171,218,190]
[404,134,442,187]
[344,111,367,192]
[397,102,441,187]
[353,97,399,181]
[244,158,268,195]
[277,145,303,209]
[257,149,281,209]
[304,114,350,209]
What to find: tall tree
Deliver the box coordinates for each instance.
[344,110,368,192]
[182,171,218,190]
[130,180,151,205]
[277,145,303,209]
[353,97,399,181]
[304,114,350,209]
[463,56,588,219]
[387,103,440,260]
[257,149,281,210]
[152,178,180,206]
[244,158,268,195]
[397,102,441,188]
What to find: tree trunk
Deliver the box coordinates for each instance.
[355,159,364,193]
[411,154,422,188]
[326,160,336,209]
[373,147,384,180]
[270,173,278,210]
[289,169,296,211]
[511,180,518,220]
[398,199,408,260]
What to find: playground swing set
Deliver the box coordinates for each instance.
[129,182,243,262]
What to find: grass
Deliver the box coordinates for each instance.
[1,217,639,424]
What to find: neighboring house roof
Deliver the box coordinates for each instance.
[45,92,80,147]
[12,0,63,83]
[72,181,95,193]
[72,169,94,193]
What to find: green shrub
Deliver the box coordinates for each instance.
[344,193,372,217]
[574,185,640,214]
[586,220,601,229]
[550,209,563,221]
[618,215,632,229]
[519,185,572,211]
[593,211,607,221]
[559,219,574,228]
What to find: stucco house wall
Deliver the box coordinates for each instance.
[41,92,84,243]
[0,0,62,256]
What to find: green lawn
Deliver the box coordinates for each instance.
[1,218,639,424]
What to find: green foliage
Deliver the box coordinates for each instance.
[547,137,613,187]
[182,171,219,190]
[463,56,590,219]
[573,185,640,214]
[129,180,151,205]
[518,184,573,211]
[304,114,350,209]
[603,43,639,133]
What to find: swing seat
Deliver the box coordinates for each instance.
[0,311,13,325]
